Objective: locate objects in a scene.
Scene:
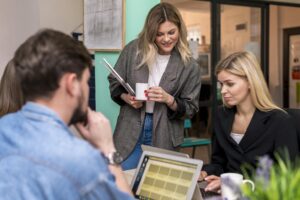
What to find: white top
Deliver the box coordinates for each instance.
[146,54,170,113]
[230,132,244,144]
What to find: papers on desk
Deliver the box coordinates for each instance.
[102,58,135,96]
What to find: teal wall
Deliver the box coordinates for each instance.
[95,0,159,130]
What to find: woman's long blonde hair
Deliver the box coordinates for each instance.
[137,2,191,68]
[215,51,282,112]
[0,60,24,117]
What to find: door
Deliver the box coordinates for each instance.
[283,27,300,108]
[210,1,268,130]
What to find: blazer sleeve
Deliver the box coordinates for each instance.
[168,59,201,119]
[107,41,134,106]
[202,131,227,176]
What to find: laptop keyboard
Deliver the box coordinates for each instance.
[198,181,220,199]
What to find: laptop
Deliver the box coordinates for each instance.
[130,150,203,200]
[141,145,189,158]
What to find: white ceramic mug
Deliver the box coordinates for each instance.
[221,173,255,200]
[135,83,148,100]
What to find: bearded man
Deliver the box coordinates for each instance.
[0,29,133,200]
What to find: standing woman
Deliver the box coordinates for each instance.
[201,51,298,193]
[108,2,201,170]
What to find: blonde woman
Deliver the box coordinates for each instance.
[201,51,298,193]
[108,2,201,170]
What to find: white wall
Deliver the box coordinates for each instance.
[220,6,252,59]
[38,0,83,33]
[0,0,39,77]
[0,0,83,78]
[180,10,211,45]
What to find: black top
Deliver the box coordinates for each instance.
[203,106,299,176]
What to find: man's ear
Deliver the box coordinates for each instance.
[64,73,80,97]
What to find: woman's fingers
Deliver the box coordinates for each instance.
[205,175,219,181]
[146,86,169,102]
[120,93,143,109]
[199,171,208,181]
[131,101,143,109]
[204,175,221,193]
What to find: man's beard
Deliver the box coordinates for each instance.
[69,90,88,125]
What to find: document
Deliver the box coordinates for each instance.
[102,58,135,96]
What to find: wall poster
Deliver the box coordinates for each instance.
[84,0,124,51]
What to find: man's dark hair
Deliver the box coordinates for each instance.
[14,29,92,100]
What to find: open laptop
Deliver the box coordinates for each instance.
[123,145,189,190]
[141,145,189,158]
[130,150,203,200]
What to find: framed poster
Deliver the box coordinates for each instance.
[197,53,211,79]
[84,0,125,51]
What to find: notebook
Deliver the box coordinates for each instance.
[130,150,203,200]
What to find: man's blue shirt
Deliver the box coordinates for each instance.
[0,102,133,199]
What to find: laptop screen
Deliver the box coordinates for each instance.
[131,151,202,200]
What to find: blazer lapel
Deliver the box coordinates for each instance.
[159,49,183,94]
[134,64,149,84]
[153,50,182,134]
[239,109,272,152]
[220,107,240,147]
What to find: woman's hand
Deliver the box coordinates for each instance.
[204,175,221,194]
[146,86,174,105]
[199,171,208,181]
[121,93,143,109]
[146,87,177,110]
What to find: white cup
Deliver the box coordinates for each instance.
[135,83,148,101]
[221,173,255,200]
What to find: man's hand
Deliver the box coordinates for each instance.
[121,93,143,109]
[75,108,115,155]
[75,108,133,196]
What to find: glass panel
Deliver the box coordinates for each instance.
[173,1,212,138]
[289,34,300,108]
[221,5,261,61]
[162,0,212,163]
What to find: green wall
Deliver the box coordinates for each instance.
[95,0,159,130]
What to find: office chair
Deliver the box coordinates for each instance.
[181,119,211,158]
[285,108,300,152]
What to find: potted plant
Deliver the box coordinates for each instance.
[242,154,300,200]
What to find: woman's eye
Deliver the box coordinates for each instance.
[227,82,234,87]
